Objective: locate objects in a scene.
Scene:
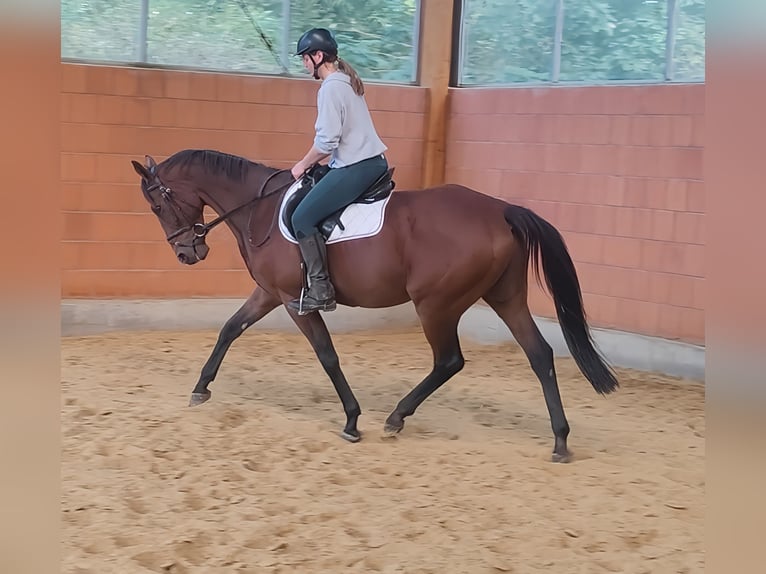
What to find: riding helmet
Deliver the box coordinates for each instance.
[296,28,338,57]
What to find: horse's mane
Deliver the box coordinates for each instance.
[160,149,270,182]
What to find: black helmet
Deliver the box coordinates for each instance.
[296,28,338,57]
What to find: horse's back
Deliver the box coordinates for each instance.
[400,182,506,204]
[391,183,511,230]
[324,183,517,307]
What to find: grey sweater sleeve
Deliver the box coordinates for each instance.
[313,81,343,154]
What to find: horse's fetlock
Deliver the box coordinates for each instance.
[554,421,570,439]
[346,404,361,419]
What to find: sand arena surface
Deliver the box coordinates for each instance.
[62,328,704,573]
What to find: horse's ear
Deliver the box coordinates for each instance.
[131,160,151,181]
[145,155,158,175]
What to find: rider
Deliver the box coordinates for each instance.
[288,27,389,315]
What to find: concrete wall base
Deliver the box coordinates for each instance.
[61,299,704,382]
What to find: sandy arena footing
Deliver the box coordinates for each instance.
[62,326,704,573]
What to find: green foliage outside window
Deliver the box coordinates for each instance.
[61,0,704,86]
[61,0,419,83]
[458,0,704,85]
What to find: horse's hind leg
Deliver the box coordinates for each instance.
[189,287,280,406]
[484,293,571,463]
[384,306,465,436]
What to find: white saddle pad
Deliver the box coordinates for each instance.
[278,180,393,245]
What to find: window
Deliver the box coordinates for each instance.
[456,0,705,86]
[61,0,421,84]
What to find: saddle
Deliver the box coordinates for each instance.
[282,163,396,240]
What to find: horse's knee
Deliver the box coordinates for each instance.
[316,346,340,372]
[323,355,340,373]
[438,353,465,377]
[219,322,244,343]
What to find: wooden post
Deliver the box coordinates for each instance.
[418,0,455,188]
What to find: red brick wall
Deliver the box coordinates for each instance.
[61,63,428,298]
[62,63,705,344]
[445,84,704,344]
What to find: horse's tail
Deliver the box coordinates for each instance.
[504,204,619,395]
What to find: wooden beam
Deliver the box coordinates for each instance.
[418,0,455,188]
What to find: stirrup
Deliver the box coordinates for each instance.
[289,286,336,315]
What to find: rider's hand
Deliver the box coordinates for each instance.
[291,161,307,181]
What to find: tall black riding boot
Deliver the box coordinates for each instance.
[287,232,336,315]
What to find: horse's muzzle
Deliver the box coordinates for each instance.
[175,241,209,265]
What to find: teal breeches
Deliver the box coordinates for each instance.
[291,154,388,239]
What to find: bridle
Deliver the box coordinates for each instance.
[143,167,293,256]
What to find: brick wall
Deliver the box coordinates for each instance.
[61,63,705,344]
[61,63,428,298]
[445,84,704,344]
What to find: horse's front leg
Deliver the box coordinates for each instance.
[189,287,280,406]
[286,306,362,442]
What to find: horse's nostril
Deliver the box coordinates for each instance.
[177,253,188,264]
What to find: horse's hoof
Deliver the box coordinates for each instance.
[383,411,405,437]
[340,430,361,443]
[189,391,211,407]
[551,451,572,463]
[382,421,403,438]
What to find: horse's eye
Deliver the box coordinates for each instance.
[151,204,161,214]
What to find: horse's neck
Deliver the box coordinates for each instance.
[196,168,277,215]
[198,169,286,246]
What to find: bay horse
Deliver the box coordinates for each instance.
[131,149,618,463]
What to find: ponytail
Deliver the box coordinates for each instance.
[336,57,365,96]
[313,50,365,96]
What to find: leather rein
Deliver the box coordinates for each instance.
[145,168,293,248]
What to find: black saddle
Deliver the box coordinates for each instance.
[282,163,396,240]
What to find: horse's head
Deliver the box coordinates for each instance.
[131,155,210,265]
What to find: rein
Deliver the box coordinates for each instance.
[154,169,292,244]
